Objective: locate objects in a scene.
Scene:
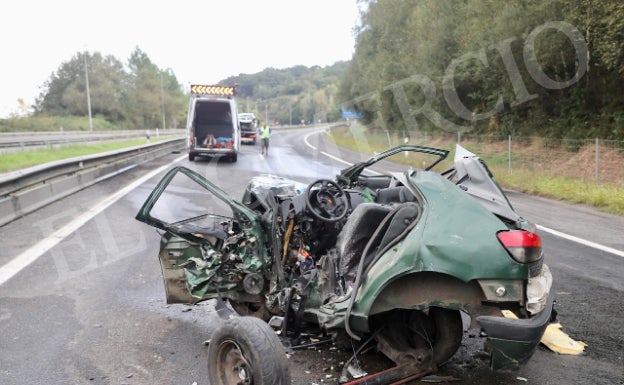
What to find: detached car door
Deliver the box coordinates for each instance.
[135,166,269,304]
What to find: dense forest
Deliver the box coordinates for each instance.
[4,0,623,140]
[341,0,624,139]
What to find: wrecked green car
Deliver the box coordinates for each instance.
[136,145,553,382]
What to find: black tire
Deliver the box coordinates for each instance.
[231,153,238,163]
[408,307,463,365]
[188,153,195,161]
[374,307,463,367]
[208,316,291,385]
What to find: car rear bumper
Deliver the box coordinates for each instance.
[476,294,554,370]
[241,134,256,144]
[190,148,236,156]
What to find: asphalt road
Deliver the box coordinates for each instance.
[0,126,622,384]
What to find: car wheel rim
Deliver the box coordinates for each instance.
[216,340,253,385]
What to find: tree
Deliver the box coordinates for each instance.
[36,51,127,121]
[34,47,187,130]
[341,0,624,139]
[126,47,163,129]
[160,68,188,129]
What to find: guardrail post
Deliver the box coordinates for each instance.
[595,138,599,184]
[508,135,512,172]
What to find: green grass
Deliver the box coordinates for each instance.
[0,138,169,173]
[492,167,624,216]
[329,124,624,216]
[0,115,121,132]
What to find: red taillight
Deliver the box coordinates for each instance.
[497,230,542,263]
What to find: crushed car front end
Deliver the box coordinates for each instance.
[135,166,272,305]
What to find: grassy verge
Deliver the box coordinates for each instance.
[491,167,624,215]
[0,115,121,132]
[0,137,169,173]
[329,124,624,216]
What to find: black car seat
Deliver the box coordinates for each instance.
[336,203,393,282]
[375,186,417,204]
[336,202,420,283]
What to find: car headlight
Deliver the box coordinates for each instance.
[526,264,552,314]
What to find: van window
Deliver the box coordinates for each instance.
[194,101,232,125]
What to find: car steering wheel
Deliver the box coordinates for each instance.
[305,179,349,222]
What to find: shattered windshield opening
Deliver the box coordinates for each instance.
[364,150,452,175]
[339,145,451,186]
[148,171,235,233]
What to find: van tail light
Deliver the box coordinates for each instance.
[497,230,542,263]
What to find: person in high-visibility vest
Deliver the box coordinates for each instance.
[258,122,271,156]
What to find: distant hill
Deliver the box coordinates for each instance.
[220,62,349,125]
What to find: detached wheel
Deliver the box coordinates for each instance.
[208,316,291,385]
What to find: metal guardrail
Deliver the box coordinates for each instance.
[0,129,182,150]
[0,138,186,227]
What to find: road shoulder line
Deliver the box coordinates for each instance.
[0,155,186,286]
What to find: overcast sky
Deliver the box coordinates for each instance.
[1,0,361,118]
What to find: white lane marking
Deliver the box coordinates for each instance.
[320,150,351,166]
[305,129,624,259]
[304,128,381,173]
[0,155,187,286]
[304,128,351,164]
[537,225,624,259]
[303,129,320,151]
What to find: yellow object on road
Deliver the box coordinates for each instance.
[502,310,587,355]
[539,322,587,355]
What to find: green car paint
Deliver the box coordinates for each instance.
[345,170,527,331]
[136,166,270,300]
[136,145,553,373]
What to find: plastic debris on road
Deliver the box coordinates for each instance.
[502,310,587,355]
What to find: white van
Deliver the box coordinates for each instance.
[187,85,240,162]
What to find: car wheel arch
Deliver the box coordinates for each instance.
[367,272,486,319]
